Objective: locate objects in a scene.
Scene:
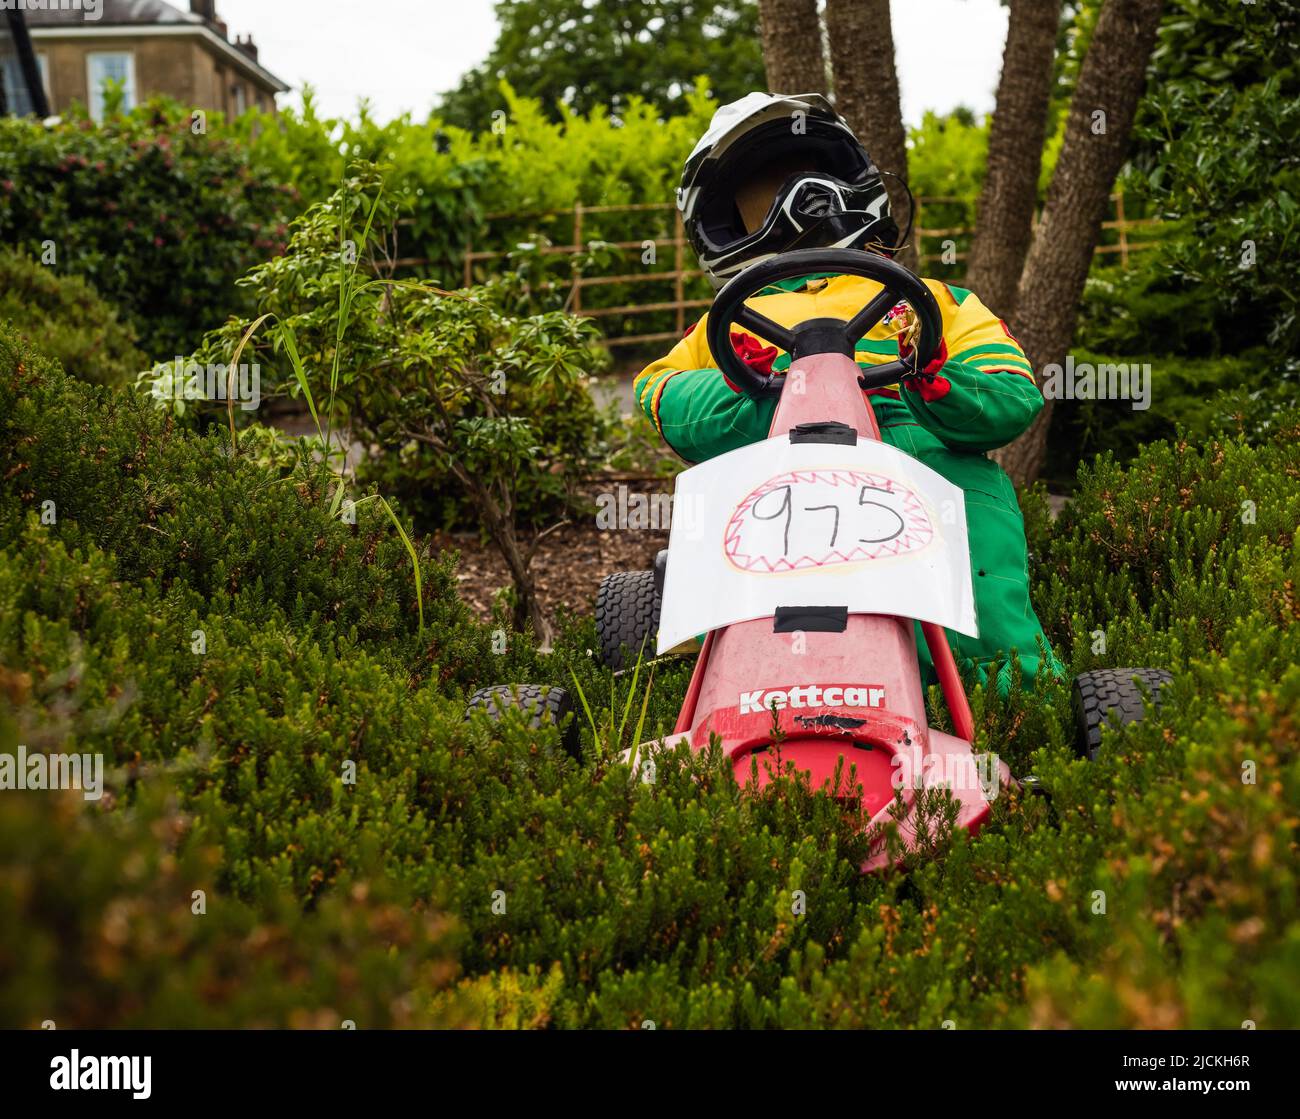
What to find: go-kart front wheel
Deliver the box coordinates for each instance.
[1072,668,1173,760]
[594,570,661,670]
[464,683,580,757]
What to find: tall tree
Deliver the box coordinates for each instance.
[823,0,915,269]
[439,0,763,127]
[756,0,827,94]
[996,0,1165,483]
[964,0,1063,319]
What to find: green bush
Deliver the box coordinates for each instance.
[0,322,539,693]
[2,322,1298,1028]
[0,248,144,386]
[1127,0,1300,356]
[228,83,718,299]
[1041,346,1265,483]
[182,167,608,538]
[0,786,466,1029]
[0,100,292,357]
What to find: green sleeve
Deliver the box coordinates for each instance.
[900,358,1044,452]
[651,368,777,464]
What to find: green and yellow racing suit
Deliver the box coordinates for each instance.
[633,272,1063,696]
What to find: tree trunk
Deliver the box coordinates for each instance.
[965,0,1063,320]
[478,479,555,650]
[756,0,828,96]
[498,522,553,650]
[824,0,916,270]
[995,0,1165,484]
[404,424,555,648]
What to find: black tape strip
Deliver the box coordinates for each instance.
[788,421,858,445]
[772,606,849,633]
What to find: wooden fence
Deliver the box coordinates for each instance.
[394,191,1160,350]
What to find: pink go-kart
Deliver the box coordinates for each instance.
[469,247,1171,870]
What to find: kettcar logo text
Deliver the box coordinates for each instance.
[50,1050,151,1099]
[740,684,885,716]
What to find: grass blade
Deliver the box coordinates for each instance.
[278,321,322,440]
[227,312,272,455]
[329,484,347,519]
[628,666,656,773]
[375,496,424,637]
[616,643,645,747]
[568,667,600,745]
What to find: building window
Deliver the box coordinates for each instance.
[232,83,246,115]
[0,55,24,115]
[86,51,136,122]
[1,49,48,115]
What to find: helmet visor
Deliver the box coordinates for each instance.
[696,120,875,252]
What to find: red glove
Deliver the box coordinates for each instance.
[730,331,778,374]
[889,301,950,401]
[720,330,779,392]
[900,351,951,402]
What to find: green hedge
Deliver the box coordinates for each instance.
[1,323,1298,1027]
[1041,347,1267,484]
[0,249,145,387]
[0,104,291,357]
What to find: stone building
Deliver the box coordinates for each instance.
[19,0,287,121]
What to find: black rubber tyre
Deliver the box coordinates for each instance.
[1072,668,1173,760]
[595,570,661,670]
[465,684,580,757]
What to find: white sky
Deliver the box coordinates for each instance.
[214,0,1008,126]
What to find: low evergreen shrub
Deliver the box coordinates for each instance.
[2,323,1297,1028]
[0,248,144,387]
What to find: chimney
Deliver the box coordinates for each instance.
[234,34,259,63]
[190,1,217,21]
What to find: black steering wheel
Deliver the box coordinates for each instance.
[704,247,943,398]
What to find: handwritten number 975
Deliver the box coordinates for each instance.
[750,484,905,556]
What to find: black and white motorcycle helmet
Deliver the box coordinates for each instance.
[679,92,900,290]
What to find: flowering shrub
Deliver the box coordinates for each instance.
[0,100,292,357]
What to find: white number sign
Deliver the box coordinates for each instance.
[657,438,978,654]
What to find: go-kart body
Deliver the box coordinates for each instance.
[470,250,1169,872]
[654,250,1009,869]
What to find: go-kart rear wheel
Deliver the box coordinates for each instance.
[465,683,580,757]
[1072,668,1173,760]
[594,570,661,670]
